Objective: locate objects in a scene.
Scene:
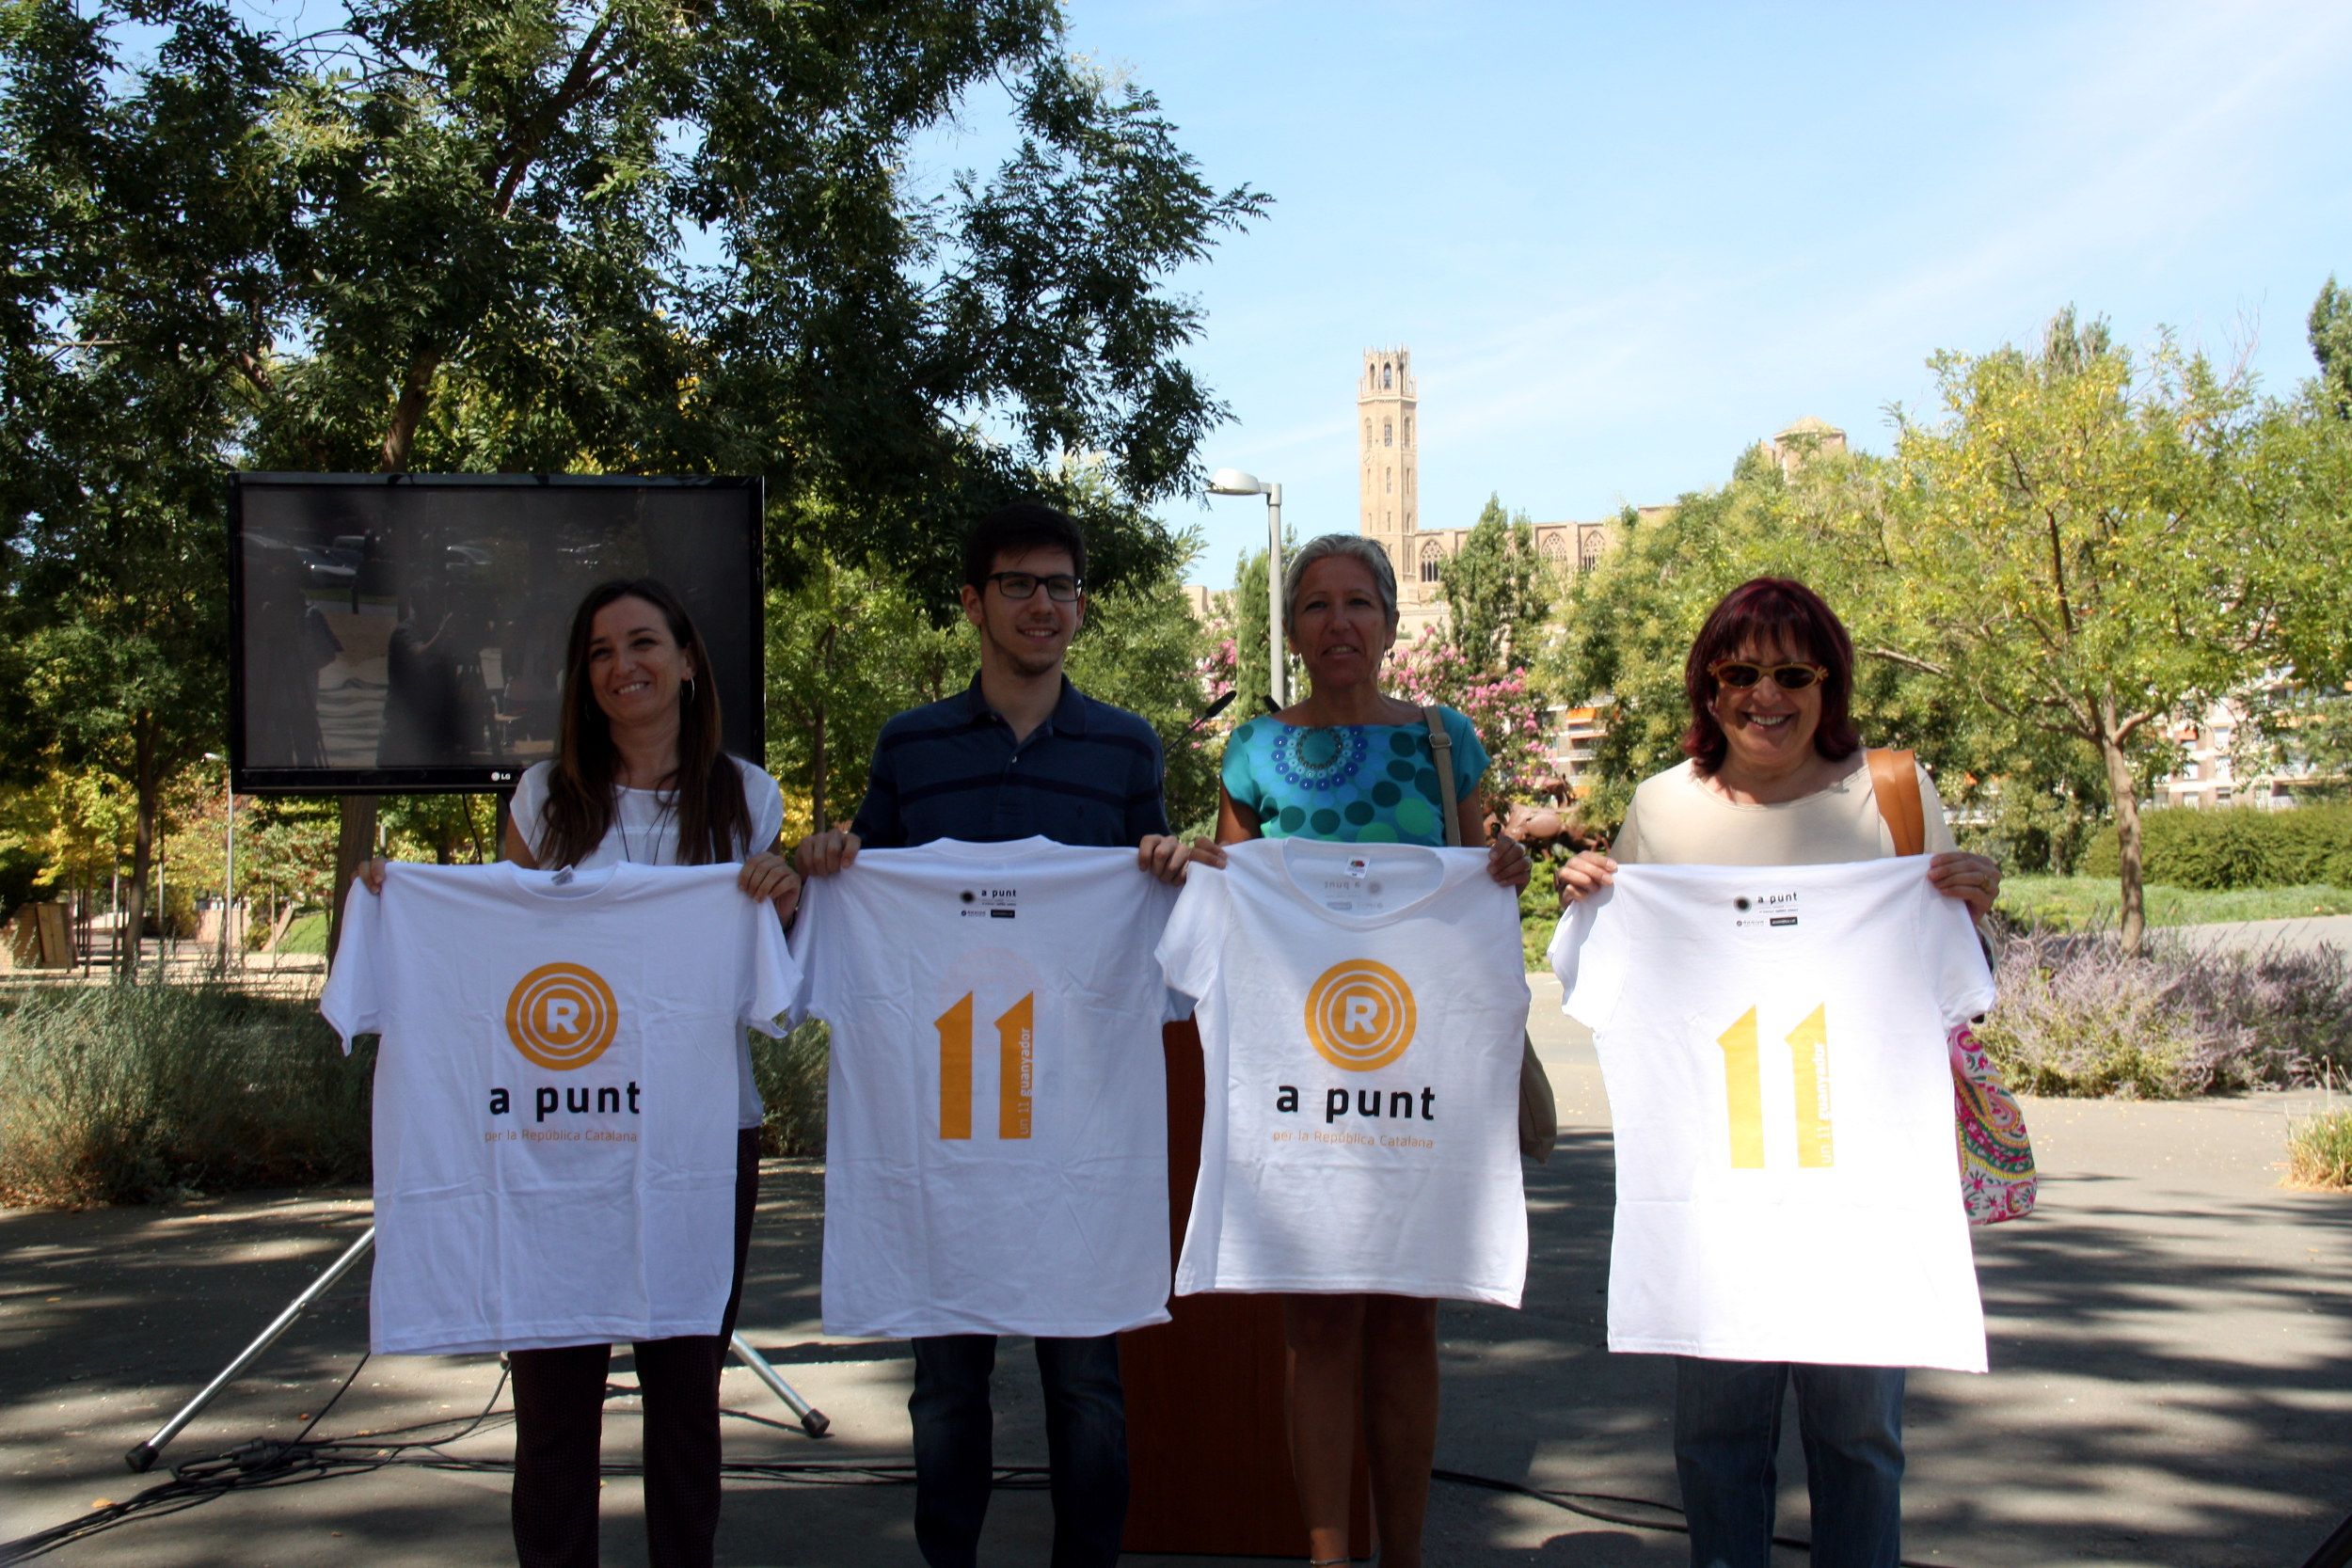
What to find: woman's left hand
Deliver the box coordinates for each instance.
[1927,851,2000,921]
[739,850,803,924]
[1486,833,1533,892]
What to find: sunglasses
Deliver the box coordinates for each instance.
[1709,659,1828,691]
[985,571,1083,602]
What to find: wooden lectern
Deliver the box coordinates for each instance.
[1120,1018,1374,1559]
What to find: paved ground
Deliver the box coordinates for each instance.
[4,990,2349,1566]
[2169,913,2352,958]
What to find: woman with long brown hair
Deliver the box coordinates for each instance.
[364,577,798,1568]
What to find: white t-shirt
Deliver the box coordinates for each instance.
[511,755,787,1128]
[791,839,1182,1338]
[1156,839,1530,1307]
[1549,859,1995,1371]
[323,861,800,1355]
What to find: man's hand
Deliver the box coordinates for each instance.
[795,830,862,878]
[358,857,389,895]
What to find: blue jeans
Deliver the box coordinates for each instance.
[909,1333,1127,1568]
[1673,1357,1905,1568]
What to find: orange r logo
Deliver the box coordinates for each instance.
[1303,959,1417,1072]
[505,962,620,1071]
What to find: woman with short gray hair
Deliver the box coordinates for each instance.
[1199,531,1531,1568]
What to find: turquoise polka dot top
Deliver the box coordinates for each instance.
[1221,707,1490,844]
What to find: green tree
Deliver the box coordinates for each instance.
[1879,309,2337,950]
[1227,542,1298,719]
[1438,494,1553,675]
[5,2,1263,953]
[1063,534,1219,832]
[2311,274,2352,420]
[1547,451,1982,831]
[766,552,966,838]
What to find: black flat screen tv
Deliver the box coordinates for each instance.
[230,473,765,794]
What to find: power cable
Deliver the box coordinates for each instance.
[7,1365,1987,1568]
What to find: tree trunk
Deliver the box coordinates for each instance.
[2096,695,2148,954]
[809,621,836,832]
[327,794,379,965]
[122,723,156,979]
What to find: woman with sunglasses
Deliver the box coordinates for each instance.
[1554,576,1996,1568]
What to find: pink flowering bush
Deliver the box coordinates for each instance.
[1388,629,1554,802]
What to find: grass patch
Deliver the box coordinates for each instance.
[1519,880,1560,972]
[2286,1108,2352,1191]
[276,911,329,956]
[0,982,370,1206]
[1997,876,2352,931]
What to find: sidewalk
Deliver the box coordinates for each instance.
[2,995,2348,1566]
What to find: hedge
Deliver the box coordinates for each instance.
[2082,802,2352,891]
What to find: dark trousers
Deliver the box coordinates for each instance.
[1673,1356,1906,1568]
[909,1333,1129,1568]
[509,1128,760,1568]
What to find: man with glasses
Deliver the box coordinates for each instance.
[796,499,1188,1568]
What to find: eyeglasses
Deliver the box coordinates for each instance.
[986,571,1083,602]
[1709,659,1828,691]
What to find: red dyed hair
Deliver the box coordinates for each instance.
[1681,577,1860,776]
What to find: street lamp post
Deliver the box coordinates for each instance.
[203,752,234,974]
[1207,468,1286,708]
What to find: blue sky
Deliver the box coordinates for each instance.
[981,2,2352,583]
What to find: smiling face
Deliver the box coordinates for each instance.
[1708,633,1824,780]
[961,545,1084,680]
[1288,554,1397,695]
[585,594,694,730]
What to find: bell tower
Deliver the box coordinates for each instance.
[1357,348,1418,599]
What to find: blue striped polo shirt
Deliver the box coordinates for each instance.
[850,673,1170,848]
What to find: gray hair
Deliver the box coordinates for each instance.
[1283,534,1400,633]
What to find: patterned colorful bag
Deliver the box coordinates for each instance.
[1949,1020,2036,1225]
[1867,749,2037,1226]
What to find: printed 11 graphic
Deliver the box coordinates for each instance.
[1716,1004,1833,1169]
[935,992,1035,1140]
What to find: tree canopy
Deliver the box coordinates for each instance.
[1,0,1263,952]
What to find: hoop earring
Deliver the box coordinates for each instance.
[683,676,696,705]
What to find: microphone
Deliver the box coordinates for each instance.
[1185,689,1238,735]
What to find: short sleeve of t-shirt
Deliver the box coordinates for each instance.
[742,897,801,1037]
[1549,886,1630,1034]
[1436,706,1490,800]
[1154,868,1230,1006]
[1921,886,1996,1026]
[1219,709,1494,846]
[319,874,385,1048]
[510,762,553,855]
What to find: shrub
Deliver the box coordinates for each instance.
[1975,928,2238,1098]
[2082,802,2352,890]
[1975,925,2352,1098]
[750,1020,830,1157]
[2285,1109,2352,1191]
[0,983,372,1206]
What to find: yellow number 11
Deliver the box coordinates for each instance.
[1716,1003,1834,1169]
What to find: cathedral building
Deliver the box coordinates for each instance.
[1356,345,1843,643]
[1353,345,1845,792]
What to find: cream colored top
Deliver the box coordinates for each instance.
[1613,755,1956,868]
